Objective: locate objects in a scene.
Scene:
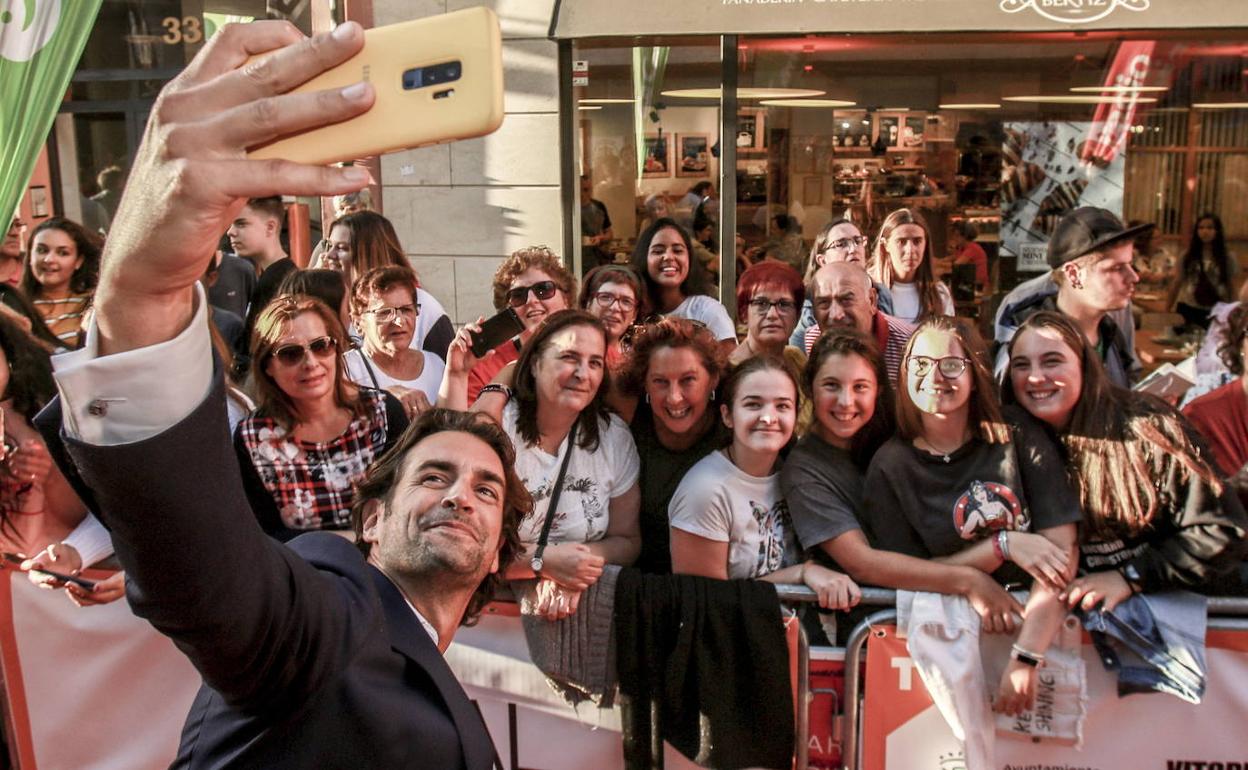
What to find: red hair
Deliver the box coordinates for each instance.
[734,261,805,323]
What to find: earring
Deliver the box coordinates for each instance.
[645,393,650,404]
[709,389,716,401]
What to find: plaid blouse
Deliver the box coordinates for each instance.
[237,389,392,532]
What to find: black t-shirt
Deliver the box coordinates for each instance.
[779,433,864,573]
[861,405,1082,585]
[630,402,729,574]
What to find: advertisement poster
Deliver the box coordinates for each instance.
[1000,121,1126,271]
[861,624,1248,769]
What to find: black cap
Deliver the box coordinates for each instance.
[1046,207,1153,269]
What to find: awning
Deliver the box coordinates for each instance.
[551,0,1244,40]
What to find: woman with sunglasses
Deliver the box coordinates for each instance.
[790,218,894,348]
[669,355,858,609]
[867,208,953,324]
[450,310,640,620]
[1006,310,1247,607]
[862,317,1082,715]
[464,246,576,404]
[579,264,646,369]
[345,265,443,419]
[781,328,1023,642]
[630,218,736,353]
[234,295,409,540]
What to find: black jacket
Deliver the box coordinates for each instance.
[42,374,496,769]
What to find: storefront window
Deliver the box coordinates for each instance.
[733,31,1248,307]
[570,38,723,282]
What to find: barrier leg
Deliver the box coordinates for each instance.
[839,610,897,770]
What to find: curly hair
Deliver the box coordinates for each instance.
[350,408,533,627]
[21,217,102,297]
[512,309,612,453]
[490,246,576,312]
[350,265,420,318]
[616,316,728,399]
[1218,303,1248,376]
[804,327,895,468]
[249,295,360,429]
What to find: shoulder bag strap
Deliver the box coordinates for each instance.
[530,422,577,572]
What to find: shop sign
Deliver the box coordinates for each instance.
[999,0,1150,26]
[1017,243,1049,272]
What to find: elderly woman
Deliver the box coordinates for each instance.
[729,261,806,368]
[446,309,641,619]
[234,295,408,540]
[21,217,102,348]
[463,246,577,404]
[579,264,646,368]
[312,209,455,361]
[345,265,445,418]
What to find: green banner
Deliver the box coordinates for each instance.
[0,0,103,226]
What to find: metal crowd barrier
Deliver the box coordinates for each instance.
[770,585,1248,770]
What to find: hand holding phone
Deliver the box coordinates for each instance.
[469,308,525,358]
[247,8,504,165]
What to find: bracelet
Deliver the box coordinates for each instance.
[998,530,1011,561]
[478,383,514,402]
[1010,643,1045,668]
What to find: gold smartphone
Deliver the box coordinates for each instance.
[248,7,504,165]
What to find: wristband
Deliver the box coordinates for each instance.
[999,530,1011,561]
[478,383,513,401]
[993,530,1010,562]
[1010,643,1045,668]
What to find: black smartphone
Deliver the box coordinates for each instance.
[2,551,98,590]
[470,308,525,358]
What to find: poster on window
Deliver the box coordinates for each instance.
[1000,121,1126,270]
[860,623,1248,769]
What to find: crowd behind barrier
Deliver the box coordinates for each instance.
[4,29,1248,767]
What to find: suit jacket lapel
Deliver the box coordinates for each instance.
[369,568,494,770]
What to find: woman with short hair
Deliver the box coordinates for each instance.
[578,264,646,368]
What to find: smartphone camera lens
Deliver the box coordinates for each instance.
[402,61,463,91]
[402,68,423,90]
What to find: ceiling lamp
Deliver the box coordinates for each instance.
[759,98,857,108]
[1069,85,1169,93]
[661,87,826,100]
[578,105,603,111]
[579,98,634,104]
[1193,102,1248,109]
[1004,95,1158,104]
[938,103,1002,109]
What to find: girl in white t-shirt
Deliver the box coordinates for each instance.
[450,309,642,621]
[630,218,737,352]
[867,208,954,323]
[668,355,860,609]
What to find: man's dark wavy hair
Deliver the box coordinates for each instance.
[351,408,533,626]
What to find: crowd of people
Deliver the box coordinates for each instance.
[5,188,1248,721]
[2,20,1247,769]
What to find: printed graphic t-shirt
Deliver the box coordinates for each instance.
[860,406,1081,585]
[669,449,800,579]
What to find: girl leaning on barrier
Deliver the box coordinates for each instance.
[1005,310,1248,606]
[860,316,1082,714]
[780,328,1024,640]
[668,355,860,610]
[447,309,641,621]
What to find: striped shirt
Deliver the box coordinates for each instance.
[804,311,916,385]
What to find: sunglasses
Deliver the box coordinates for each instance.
[506,280,558,308]
[271,336,337,366]
[907,355,971,379]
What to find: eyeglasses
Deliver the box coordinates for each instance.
[364,303,419,324]
[271,336,337,366]
[907,355,971,379]
[591,291,637,312]
[748,297,798,315]
[506,280,558,307]
[826,235,868,252]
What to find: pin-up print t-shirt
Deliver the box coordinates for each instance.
[669,449,801,579]
[860,405,1081,585]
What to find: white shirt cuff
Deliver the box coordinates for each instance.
[52,284,213,446]
[61,512,114,568]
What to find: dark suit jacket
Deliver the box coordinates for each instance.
[44,375,496,769]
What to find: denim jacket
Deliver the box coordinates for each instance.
[1079,591,1207,704]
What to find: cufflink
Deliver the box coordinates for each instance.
[87,399,109,417]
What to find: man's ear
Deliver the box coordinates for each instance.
[266,216,280,240]
[360,498,384,545]
[868,285,879,313]
[1063,261,1083,290]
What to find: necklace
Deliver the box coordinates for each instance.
[915,435,964,463]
